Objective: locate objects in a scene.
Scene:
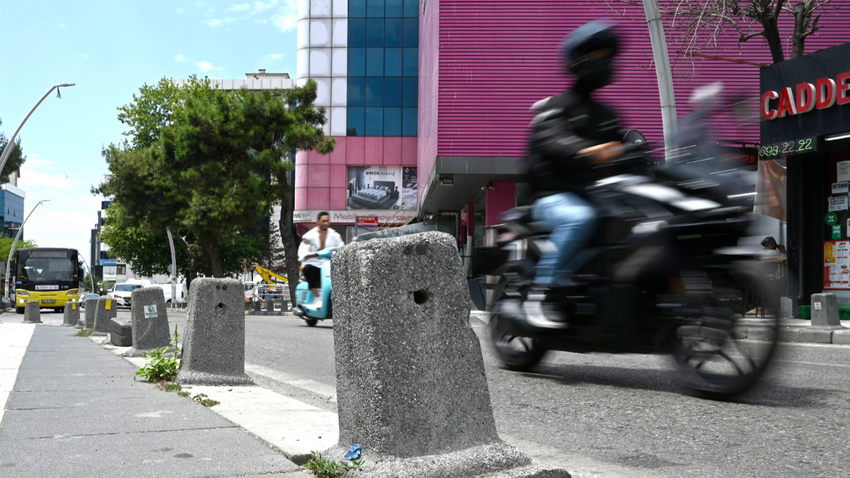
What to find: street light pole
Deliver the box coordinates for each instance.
[5,199,50,304]
[166,227,178,306]
[642,0,677,157]
[0,83,75,176]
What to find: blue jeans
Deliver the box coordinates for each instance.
[532,192,597,286]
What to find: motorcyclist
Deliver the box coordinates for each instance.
[523,20,624,326]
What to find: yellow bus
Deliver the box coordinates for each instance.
[14,247,82,314]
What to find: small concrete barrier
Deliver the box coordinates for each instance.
[93,297,118,335]
[23,301,42,324]
[265,299,275,313]
[811,293,843,328]
[83,297,100,329]
[108,318,133,347]
[252,301,262,314]
[176,278,253,385]
[327,232,569,477]
[125,287,170,356]
[62,301,80,327]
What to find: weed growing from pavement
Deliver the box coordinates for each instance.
[192,393,220,407]
[74,329,92,337]
[303,451,364,477]
[135,326,182,382]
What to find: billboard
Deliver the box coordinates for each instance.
[346,166,418,211]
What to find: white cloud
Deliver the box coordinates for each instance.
[204,18,222,27]
[201,0,295,31]
[82,54,90,59]
[15,153,104,265]
[177,7,186,14]
[196,61,223,73]
[58,23,66,28]
[174,54,185,62]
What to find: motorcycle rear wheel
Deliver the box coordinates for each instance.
[668,263,780,399]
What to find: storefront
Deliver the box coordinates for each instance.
[760,42,850,309]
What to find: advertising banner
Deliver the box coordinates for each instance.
[402,167,418,210]
[293,209,417,225]
[347,166,402,210]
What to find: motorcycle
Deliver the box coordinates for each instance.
[475,135,780,399]
[292,247,338,327]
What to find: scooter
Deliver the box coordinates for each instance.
[292,247,337,326]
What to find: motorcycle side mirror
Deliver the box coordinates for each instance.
[623,129,648,148]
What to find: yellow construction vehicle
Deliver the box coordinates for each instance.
[253,265,289,284]
[249,265,290,302]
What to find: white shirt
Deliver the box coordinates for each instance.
[298,226,345,268]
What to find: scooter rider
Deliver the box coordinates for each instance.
[298,211,345,308]
[524,20,624,326]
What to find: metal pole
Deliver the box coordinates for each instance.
[0,84,75,176]
[4,199,49,303]
[642,0,677,157]
[166,227,177,306]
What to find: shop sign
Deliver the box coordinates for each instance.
[838,161,850,182]
[828,196,848,212]
[833,226,842,240]
[824,241,850,290]
[833,182,850,194]
[357,215,379,226]
[760,43,850,146]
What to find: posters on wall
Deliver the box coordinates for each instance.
[824,240,850,289]
[828,196,848,212]
[346,166,418,211]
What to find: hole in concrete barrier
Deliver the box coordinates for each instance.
[217,302,225,310]
[222,285,228,290]
[413,289,430,305]
[415,243,428,255]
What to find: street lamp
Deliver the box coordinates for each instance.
[0,83,75,176]
[4,199,50,303]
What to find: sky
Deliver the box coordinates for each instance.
[0,0,299,267]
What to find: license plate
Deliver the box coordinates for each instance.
[42,300,56,304]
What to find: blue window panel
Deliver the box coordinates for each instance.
[403,48,418,76]
[385,49,402,76]
[348,78,366,107]
[402,107,418,136]
[384,78,402,106]
[366,18,384,47]
[402,78,418,106]
[365,108,384,136]
[385,19,402,47]
[348,48,366,76]
[404,0,418,17]
[403,18,418,47]
[386,0,403,17]
[367,0,384,17]
[366,78,384,107]
[366,48,384,76]
[348,19,367,47]
[348,108,365,136]
[350,0,367,17]
[384,108,402,136]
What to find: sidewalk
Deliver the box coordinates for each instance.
[0,321,310,478]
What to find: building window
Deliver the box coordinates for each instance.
[350,0,367,17]
[117,265,126,275]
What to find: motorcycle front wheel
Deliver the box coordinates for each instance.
[668,262,780,399]
[489,300,548,372]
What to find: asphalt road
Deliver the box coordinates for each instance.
[69,309,850,477]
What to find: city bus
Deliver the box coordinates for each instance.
[14,247,83,314]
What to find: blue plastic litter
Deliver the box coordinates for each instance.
[344,444,362,460]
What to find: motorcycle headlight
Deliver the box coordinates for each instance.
[66,289,79,297]
[17,290,30,296]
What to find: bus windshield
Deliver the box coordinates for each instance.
[16,249,78,285]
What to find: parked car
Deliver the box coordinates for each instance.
[79,293,99,308]
[107,283,143,309]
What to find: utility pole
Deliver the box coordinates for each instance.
[642,0,677,156]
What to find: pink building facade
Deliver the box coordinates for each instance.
[296,0,849,242]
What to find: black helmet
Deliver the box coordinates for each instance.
[560,20,619,90]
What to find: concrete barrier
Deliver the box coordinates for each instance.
[108,318,133,347]
[83,297,100,329]
[265,299,275,313]
[176,278,253,385]
[326,232,569,477]
[23,301,42,324]
[811,293,844,328]
[63,301,80,327]
[93,297,118,335]
[125,287,170,356]
[253,301,262,314]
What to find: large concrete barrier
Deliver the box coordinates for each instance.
[176,278,253,385]
[93,297,118,335]
[83,297,100,329]
[23,301,42,324]
[62,301,80,327]
[327,232,569,477]
[125,287,170,356]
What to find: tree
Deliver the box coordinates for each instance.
[606,0,835,64]
[97,76,333,292]
[0,237,37,264]
[0,120,27,184]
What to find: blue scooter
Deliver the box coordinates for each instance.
[292,247,337,326]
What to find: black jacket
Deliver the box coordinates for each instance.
[526,89,622,198]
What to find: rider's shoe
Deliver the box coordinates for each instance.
[311,298,323,309]
[523,288,568,329]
